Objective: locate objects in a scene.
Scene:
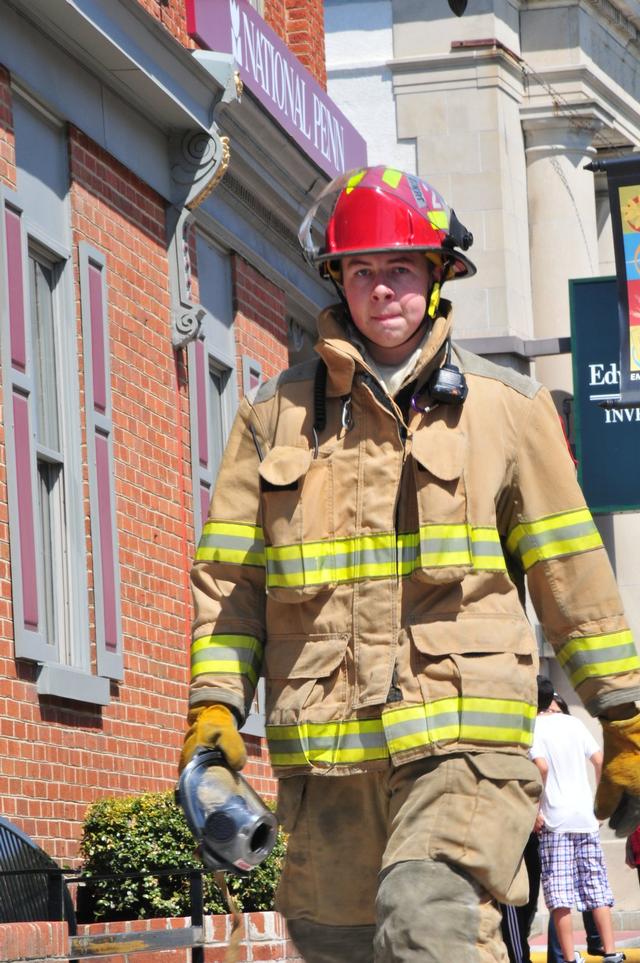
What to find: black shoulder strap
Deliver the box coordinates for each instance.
[313,359,328,435]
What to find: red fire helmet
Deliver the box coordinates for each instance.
[299,166,476,282]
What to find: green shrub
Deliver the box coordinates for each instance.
[76,790,286,922]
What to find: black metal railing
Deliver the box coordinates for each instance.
[0,865,207,962]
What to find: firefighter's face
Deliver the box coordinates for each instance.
[342,252,432,365]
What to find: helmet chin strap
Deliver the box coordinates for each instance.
[427,281,441,319]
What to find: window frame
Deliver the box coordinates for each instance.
[1,186,107,704]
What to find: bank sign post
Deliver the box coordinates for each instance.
[185,0,367,179]
[570,276,640,513]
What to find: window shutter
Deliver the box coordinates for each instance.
[79,242,123,681]
[242,355,262,394]
[1,193,50,661]
[189,335,214,541]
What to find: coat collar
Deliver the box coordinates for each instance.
[314,301,454,397]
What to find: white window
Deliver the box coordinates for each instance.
[29,250,69,658]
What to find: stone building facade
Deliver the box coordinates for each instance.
[325,0,640,907]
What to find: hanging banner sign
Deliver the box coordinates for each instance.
[185,0,367,179]
[586,155,640,405]
[569,276,640,513]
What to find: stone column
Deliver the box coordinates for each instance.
[523,113,603,391]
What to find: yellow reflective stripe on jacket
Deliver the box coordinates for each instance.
[399,525,506,573]
[195,521,265,567]
[506,508,602,571]
[266,526,506,587]
[470,527,506,570]
[398,524,472,571]
[190,633,263,687]
[266,533,396,587]
[557,630,640,688]
[266,697,535,767]
[267,718,389,767]
[383,697,536,752]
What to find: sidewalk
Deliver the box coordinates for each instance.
[528,914,640,961]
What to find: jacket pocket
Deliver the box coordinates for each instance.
[264,633,350,724]
[410,616,537,747]
[409,428,472,583]
[259,446,335,602]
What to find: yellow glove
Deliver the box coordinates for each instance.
[595,710,640,836]
[179,703,247,773]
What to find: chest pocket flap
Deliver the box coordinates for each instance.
[259,446,312,489]
[411,427,466,481]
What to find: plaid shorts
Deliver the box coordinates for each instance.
[539,828,613,911]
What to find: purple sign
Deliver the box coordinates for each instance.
[186,0,367,179]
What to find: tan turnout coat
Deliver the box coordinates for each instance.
[189,303,640,777]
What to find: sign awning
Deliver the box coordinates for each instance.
[186,0,367,179]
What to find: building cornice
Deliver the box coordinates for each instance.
[520,61,640,149]
[5,0,221,132]
[2,0,333,241]
[525,0,640,44]
[389,41,526,103]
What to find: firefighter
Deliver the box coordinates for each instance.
[180,167,640,963]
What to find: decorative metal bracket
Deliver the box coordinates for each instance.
[172,305,206,349]
[169,128,231,212]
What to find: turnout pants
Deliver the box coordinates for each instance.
[275,753,541,963]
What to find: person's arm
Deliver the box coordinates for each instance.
[531,755,548,832]
[504,387,640,833]
[505,387,640,718]
[532,755,548,785]
[590,749,603,785]
[180,393,270,772]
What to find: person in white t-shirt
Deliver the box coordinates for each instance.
[530,677,624,963]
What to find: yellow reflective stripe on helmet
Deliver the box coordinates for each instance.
[383,697,536,753]
[506,508,601,571]
[382,168,403,188]
[345,170,367,193]
[267,718,389,767]
[195,520,265,567]
[428,210,449,230]
[557,630,640,688]
[190,633,263,687]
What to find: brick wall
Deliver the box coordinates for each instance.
[169,0,327,89]
[232,255,289,393]
[0,65,15,189]
[0,126,194,864]
[133,0,194,48]
[0,66,14,825]
[284,0,327,88]
[264,0,286,43]
[0,0,303,876]
[0,110,283,865]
